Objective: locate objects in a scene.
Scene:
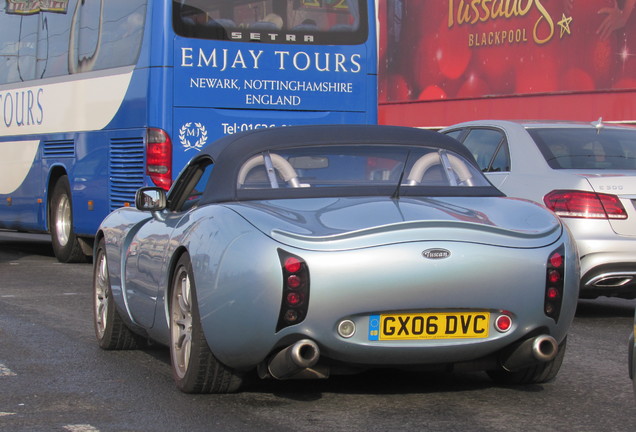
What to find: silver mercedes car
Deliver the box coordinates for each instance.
[93,125,578,393]
[442,120,636,299]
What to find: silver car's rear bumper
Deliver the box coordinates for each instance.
[577,239,636,299]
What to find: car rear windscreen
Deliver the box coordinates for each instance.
[529,128,636,170]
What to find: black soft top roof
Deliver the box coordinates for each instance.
[196,124,501,203]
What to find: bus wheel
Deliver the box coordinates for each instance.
[50,175,89,263]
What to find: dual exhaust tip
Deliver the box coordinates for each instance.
[587,274,635,288]
[267,339,321,380]
[501,334,559,372]
[264,334,559,380]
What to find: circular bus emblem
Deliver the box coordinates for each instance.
[179,122,208,152]
[422,248,451,259]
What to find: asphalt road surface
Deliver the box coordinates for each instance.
[1,231,635,432]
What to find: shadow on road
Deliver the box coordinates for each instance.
[575,298,635,318]
[131,344,548,398]
[0,232,54,263]
[248,369,521,399]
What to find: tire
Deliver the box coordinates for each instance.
[487,337,567,385]
[169,253,243,393]
[50,175,89,263]
[93,238,139,350]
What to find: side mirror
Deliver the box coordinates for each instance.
[135,187,167,211]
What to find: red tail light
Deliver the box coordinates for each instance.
[277,250,310,331]
[495,314,512,332]
[545,246,565,322]
[287,275,302,289]
[146,128,172,190]
[284,257,302,273]
[544,190,627,219]
[548,270,561,284]
[286,292,304,306]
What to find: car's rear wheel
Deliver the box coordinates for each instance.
[487,337,567,385]
[93,238,139,350]
[50,175,89,263]
[169,253,243,393]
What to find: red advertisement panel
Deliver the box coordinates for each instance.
[379,0,636,126]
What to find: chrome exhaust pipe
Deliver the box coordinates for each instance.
[501,335,558,372]
[267,339,320,380]
[586,272,636,288]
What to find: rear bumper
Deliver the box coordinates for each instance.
[580,262,636,299]
[576,239,636,298]
[205,236,578,370]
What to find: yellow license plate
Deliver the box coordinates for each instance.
[368,312,490,340]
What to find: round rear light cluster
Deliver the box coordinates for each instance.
[286,292,303,306]
[276,250,310,331]
[550,253,563,269]
[337,320,356,338]
[287,274,301,289]
[545,246,565,322]
[284,257,302,273]
[548,270,560,284]
[495,314,512,333]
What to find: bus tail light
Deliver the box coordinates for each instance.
[146,128,172,190]
[276,250,310,332]
[543,190,627,219]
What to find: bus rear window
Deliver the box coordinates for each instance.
[172,0,367,45]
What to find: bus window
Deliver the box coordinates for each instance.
[173,0,367,45]
[0,0,146,83]
[68,0,147,75]
[0,13,38,83]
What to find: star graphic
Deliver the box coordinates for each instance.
[620,39,635,72]
[558,13,572,38]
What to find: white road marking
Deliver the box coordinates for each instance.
[0,363,16,376]
[63,425,101,432]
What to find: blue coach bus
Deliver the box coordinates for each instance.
[0,0,377,262]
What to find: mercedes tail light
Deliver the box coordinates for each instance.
[544,190,627,219]
[276,250,310,331]
[146,128,173,190]
[544,246,565,322]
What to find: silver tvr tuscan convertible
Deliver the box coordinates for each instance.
[93,125,579,393]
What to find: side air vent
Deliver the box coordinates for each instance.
[109,137,145,211]
[43,140,75,158]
